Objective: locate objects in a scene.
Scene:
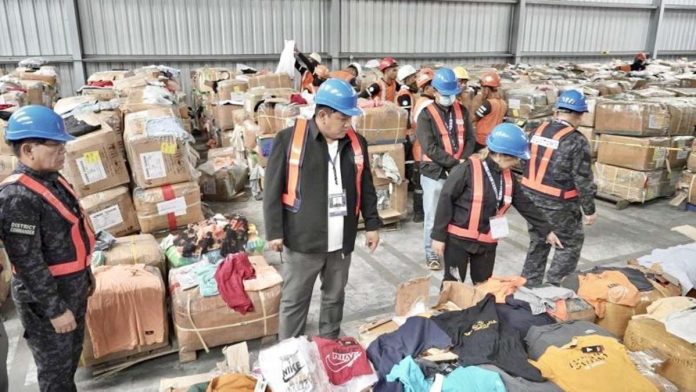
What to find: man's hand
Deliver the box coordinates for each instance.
[546,232,564,249]
[51,309,77,334]
[365,231,380,253]
[584,213,598,226]
[268,238,284,252]
[431,240,445,257]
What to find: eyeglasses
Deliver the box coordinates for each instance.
[35,140,66,149]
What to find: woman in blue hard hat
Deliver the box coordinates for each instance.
[430,123,563,285]
[0,105,95,391]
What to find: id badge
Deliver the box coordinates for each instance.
[329,191,348,217]
[489,216,509,239]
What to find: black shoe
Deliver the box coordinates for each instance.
[413,213,424,223]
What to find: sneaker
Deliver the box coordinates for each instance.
[412,213,424,223]
[426,258,442,270]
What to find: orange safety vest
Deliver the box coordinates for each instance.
[1,173,95,277]
[377,79,397,103]
[410,96,434,162]
[476,98,507,146]
[301,70,315,93]
[447,156,513,244]
[521,122,579,200]
[422,102,467,162]
[329,70,354,83]
[281,118,365,215]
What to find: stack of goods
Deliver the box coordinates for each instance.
[190,67,237,134]
[197,146,249,202]
[674,140,696,207]
[80,70,133,101]
[0,121,18,182]
[504,84,558,124]
[594,99,680,202]
[8,58,60,107]
[90,233,165,274]
[82,263,168,367]
[0,79,27,110]
[124,107,202,233]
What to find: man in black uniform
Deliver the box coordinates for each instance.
[0,105,95,392]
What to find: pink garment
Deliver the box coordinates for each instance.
[214,252,256,314]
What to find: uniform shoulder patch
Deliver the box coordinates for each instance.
[9,222,36,236]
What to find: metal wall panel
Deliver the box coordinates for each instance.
[341,0,513,53]
[519,55,636,64]
[77,0,328,56]
[522,5,651,53]
[0,0,71,56]
[665,0,696,5]
[561,0,653,4]
[658,10,696,51]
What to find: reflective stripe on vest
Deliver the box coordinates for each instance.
[521,122,579,200]
[447,156,513,244]
[378,79,397,103]
[301,71,314,93]
[475,98,506,146]
[422,102,466,162]
[281,118,365,215]
[2,173,96,277]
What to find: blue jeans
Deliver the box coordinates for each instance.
[421,175,446,261]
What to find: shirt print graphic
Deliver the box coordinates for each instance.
[280,351,312,391]
[569,352,608,371]
[325,350,361,373]
[462,320,497,337]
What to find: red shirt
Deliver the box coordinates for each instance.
[313,336,374,385]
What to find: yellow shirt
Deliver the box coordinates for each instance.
[530,335,657,392]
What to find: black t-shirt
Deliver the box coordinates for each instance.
[495,295,556,338]
[432,294,544,382]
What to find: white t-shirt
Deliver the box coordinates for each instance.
[327,141,344,252]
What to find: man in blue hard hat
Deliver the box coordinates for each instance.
[264,79,381,339]
[431,123,561,284]
[0,105,96,392]
[520,90,598,286]
[416,67,475,271]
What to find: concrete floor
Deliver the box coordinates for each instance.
[3,193,696,391]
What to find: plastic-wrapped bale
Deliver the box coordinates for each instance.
[645,97,696,137]
[353,104,408,145]
[80,186,140,237]
[133,181,205,234]
[668,136,695,169]
[92,234,165,276]
[246,73,292,89]
[504,85,558,119]
[216,79,248,102]
[594,163,677,203]
[121,85,177,114]
[594,101,671,137]
[257,102,308,135]
[596,135,670,171]
[170,255,282,362]
[243,88,295,120]
[198,156,249,202]
[123,108,199,189]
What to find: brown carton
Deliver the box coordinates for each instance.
[375,182,408,218]
[214,103,243,131]
[597,134,670,171]
[579,98,598,127]
[87,70,133,83]
[62,129,130,197]
[98,234,165,275]
[121,87,175,114]
[677,171,696,204]
[577,126,598,158]
[243,88,294,119]
[668,136,695,169]
[198,158,249,202]
[257,103,303,135]
[646,97,696,136]
[624,318,696,392]
[216,79,249,101]
[354,105,408,145]
[246,73,292,89]
[133,181,204,233]
[124,108,199,189]
[0,155,17,182]
[80,186,140,237]
[595,101,671,136]
[15,66,57,86]
[505,86,555,119]
[170,256,281,359]
[79,86,116,101]
[688,145,696,172]
[368,144,406,187]
[594,163,673,203]
[19,80,45,105]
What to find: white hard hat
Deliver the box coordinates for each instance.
[397,65,418,83]
[309,52,322,64]
[364,59,381,69]
[348,62,362,76]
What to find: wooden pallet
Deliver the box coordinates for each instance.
[595,192,668,210]
[89,342,178,378]
[358,210,402,231]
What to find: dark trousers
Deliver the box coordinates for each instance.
[15,300,86,392]
[443,238,496,284]
[0,321,7,392]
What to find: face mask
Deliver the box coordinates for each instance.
[437,95,455,107]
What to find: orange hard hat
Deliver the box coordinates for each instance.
[416,68,434,89]
[480,71,501,88]
[379,57,398,72]
[636,52,647,61]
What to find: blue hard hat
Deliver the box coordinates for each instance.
[432,68,462,96]
[6,105,74,143]
[487,123,530,160]
[556,90,588,113]
[315,78,362,117]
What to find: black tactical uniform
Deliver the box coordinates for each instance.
[521,120,597,286]
[0,163,93,392]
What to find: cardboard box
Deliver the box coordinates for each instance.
[669,136,695,169]
[246,73,292,89]
[216,79,248,101]
[243,88,294,118]
[124,108,199,189]
[677,171,696,204]
[87,70,132,83]
[667,88,696,97]
[689,152,696,172]
[79,86,117,101]
[121,87,176,114]
[198,158,249,202]
[191,67,235,93]
[0,121,13,156]
[646,97,696,136]
[595,101,671,136]
[594,163,675,203]
[354,105,408,145]
[214,103,243,131]
[72,111,125,157]
[170,256,281,357]
[62,128,130,197]
[80,186,140,237]
[257,103,303,135]
[255,135,275,168]
[15,67,57,86]
[597,134,670,171]
[0,247,11,306]
[577,126,599,158]
[505,86,556,119]
[595,289,662,338]
[624,318,696,392]
[133,181,205,233]
[113,74,152,97]
[579,98,598,128]
[375,181,408,218]
[99,234,165,275]
[368,144,406,187]
[0,155,17,182]
[680,78,696,88]
[19,80,45,105]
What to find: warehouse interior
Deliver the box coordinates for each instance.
[1,0,696,391]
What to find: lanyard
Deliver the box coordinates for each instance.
[328,150,339,186]
[482,161,503,207]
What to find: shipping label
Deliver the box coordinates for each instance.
[653,147,668,164]
[76,154,107,185]
[140,151,167,180]
[508,98,521,110]
[531,135,559,150]
[648,114,667,130]
[89,205,124,232]
[156,196,187,216]
[161,142,177,155]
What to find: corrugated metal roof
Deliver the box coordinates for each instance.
[658,10,696,51]
[0,0,70,56]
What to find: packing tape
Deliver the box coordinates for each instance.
[174,313,279,333]
[186,292,210,353]
[594,138,693,152]
[130,236,138,264]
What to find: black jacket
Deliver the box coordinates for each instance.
[263,119,381,254]
[431,157,552,253]
[0,163,92,319]
[416,101,475,180]
[294,51,316,76]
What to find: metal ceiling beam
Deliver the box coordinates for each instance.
[0,55,73,64]
[527,0,656,9]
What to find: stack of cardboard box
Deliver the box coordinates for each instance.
[0,122,18,182]
[11,64,60,107]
